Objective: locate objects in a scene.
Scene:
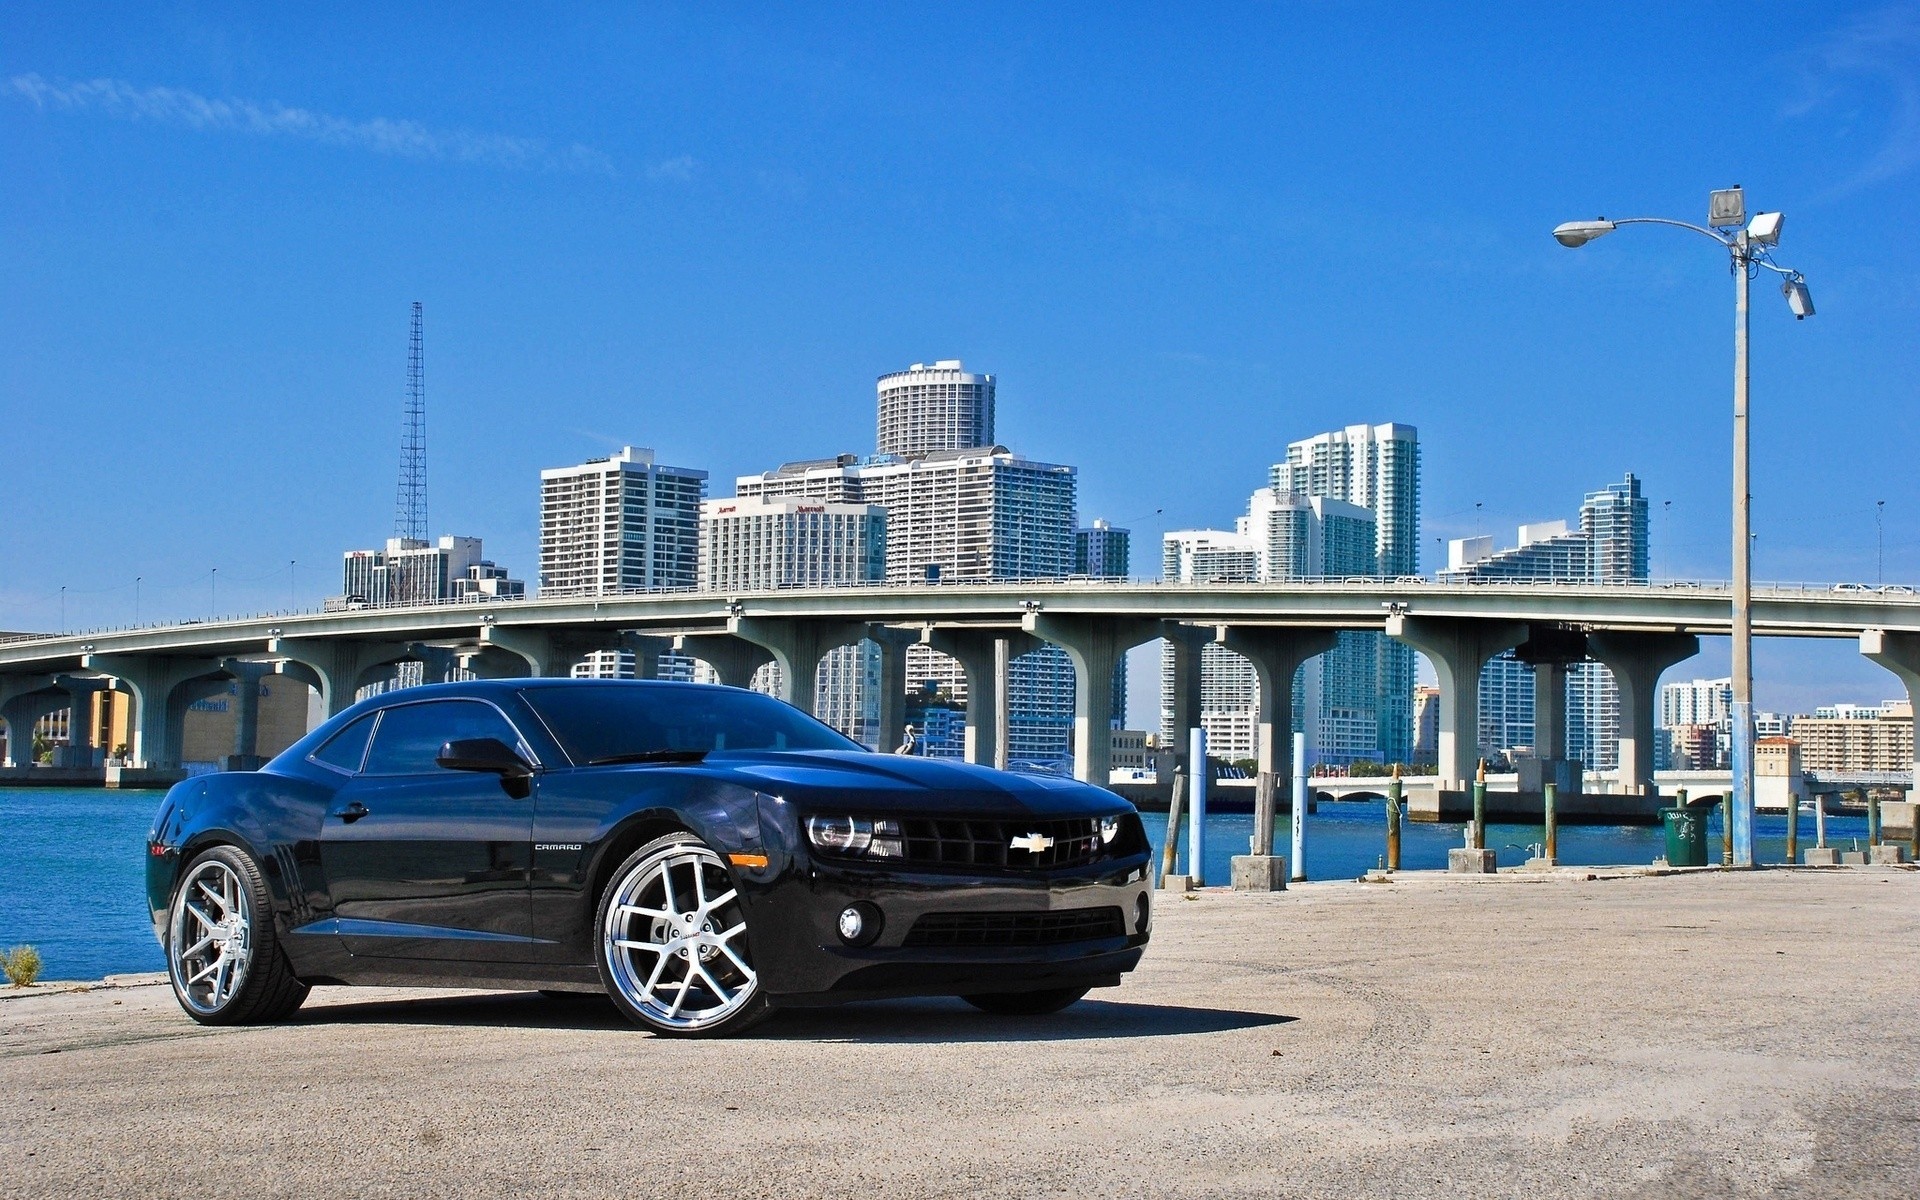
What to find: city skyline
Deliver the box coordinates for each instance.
[5,5,1915,718]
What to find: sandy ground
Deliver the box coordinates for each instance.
[2,867,1916,1199]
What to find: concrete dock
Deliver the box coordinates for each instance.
[4,868,1916,1198]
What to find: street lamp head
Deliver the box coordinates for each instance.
[1746,211,1783,246]
[1782,275,1814,319]
[1552,219,1616,247]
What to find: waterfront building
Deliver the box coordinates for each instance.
[1660,677,1733,730]
[876,360,994,457]
[539,447,707,596]
[1788,701,1914,773]
[336,536,524,607]
[1269,423,1420,763]
[1162,490,1377,765]
[1440,473,1649,772]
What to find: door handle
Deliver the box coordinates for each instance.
[331,801,370,823]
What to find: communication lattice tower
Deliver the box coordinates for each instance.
[395,302,427,541]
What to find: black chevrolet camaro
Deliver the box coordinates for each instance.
[146,679,1152,1036]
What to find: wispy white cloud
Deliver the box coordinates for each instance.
[646,154,697,183]
[6,72,616,176]
[1789,7,1920,194]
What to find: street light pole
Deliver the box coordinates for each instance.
[1729,230,1755,867]
[1553,188,1812,870]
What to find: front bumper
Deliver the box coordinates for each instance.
[745,853,1153,1005]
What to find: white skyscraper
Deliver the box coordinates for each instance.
[539,447,707,596]
[876,360,995,457]
[1270,423,1420,762]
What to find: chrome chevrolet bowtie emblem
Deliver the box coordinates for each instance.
[1010,832,1054,853]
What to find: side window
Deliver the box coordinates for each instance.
[361,701,524,776]
[310,713,376,774]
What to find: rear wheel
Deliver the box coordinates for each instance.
[597,833,769,1037]
[166,845,308,1025]
[961,986,1091,1016]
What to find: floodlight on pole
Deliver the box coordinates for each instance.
[1550,187,1814,870]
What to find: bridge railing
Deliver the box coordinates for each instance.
[6,575,1916,642]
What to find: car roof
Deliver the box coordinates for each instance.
[362,677,749,701]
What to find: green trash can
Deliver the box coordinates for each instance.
[1661,806,1707,867]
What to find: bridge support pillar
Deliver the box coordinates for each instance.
[921,627,1038,768]
[1861,630,1920,804]
[673,633,776,691]
[0,675,62,767]
[1386,615,1528,791]
[1215,626,1338,853]
[1161,622,1211,778]
[619,633,675,681]
[268,638,411,718]
[218,659,273,769]
[479,627,620,678]
[724,617,871,716]
[870,626,917,752]
[50,675,115,767]
[1588,632,1699,796]
[1023,613,1163,785]
[80,655,224,769]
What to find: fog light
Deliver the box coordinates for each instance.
[837,902,882,946]
[1135,893,1151,934]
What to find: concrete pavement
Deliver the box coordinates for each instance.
[3,868,1916,1198]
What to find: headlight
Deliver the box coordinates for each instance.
[806,816,872,853]
[1099,815,1121,844]
[806,816,905,858]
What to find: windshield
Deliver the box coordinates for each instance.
[520,683,862,765]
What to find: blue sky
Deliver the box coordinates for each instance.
[3,3,1915,716]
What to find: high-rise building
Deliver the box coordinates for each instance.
[1162,490,1377,764]
[1269,423,1420,762]
[699,497,887,592]
[1660,678,1734,730]
[539,447,707,596]
[1076,520,1130,578]
[876,360,994,457]
[335,536,523,607]
[1441,473,1649,770]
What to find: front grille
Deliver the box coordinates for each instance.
[902,907,1127,948]
[897,816,1106,870]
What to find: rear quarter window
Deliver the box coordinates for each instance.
[309,713,376,774]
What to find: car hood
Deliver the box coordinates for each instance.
[662,750,1129,818]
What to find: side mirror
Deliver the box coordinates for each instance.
[437,737,532,779]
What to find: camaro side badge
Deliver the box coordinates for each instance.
[1010,832,1054,853]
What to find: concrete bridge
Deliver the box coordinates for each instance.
[2,578,1918,798]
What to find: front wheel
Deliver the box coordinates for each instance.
[597,833,770,1037]
[961,986,1091,1016]
[166,845,308,1025]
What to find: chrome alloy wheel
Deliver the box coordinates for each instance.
[169,859,254,1015]
[602,841,758,1032]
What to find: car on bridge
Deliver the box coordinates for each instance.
[145,679,1152,1036]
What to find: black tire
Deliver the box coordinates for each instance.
[596,832,772,1038]
[165,845,309,1025]
[961,986,1092,1016]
